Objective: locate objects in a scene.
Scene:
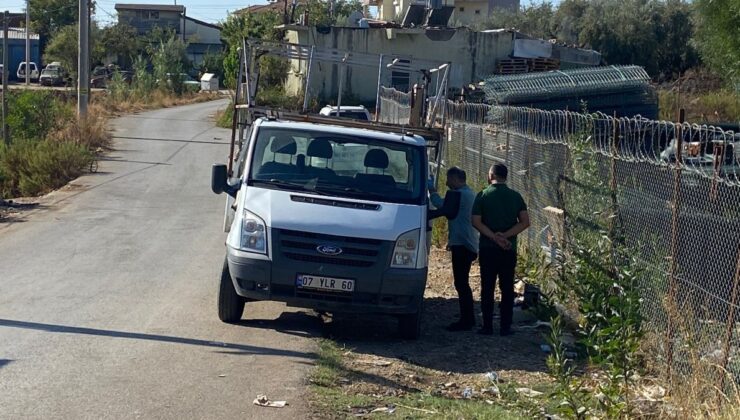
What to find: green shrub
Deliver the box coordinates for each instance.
[6,91,73,140]
[216,102,234,129]
[0,139,91,198]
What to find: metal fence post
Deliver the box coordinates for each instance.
[666,109,686,381]
[525,110,535,250]
[478,126,484,186]
[505,111,511,167]
[461,124,467,171]
[609,113,621,254]
[719,247,740,400]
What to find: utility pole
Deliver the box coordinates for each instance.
[25,0,30,86]
[88,0,92,104]
[78,0,89,117]
[2,11,9,143]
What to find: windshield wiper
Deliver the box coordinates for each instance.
[251,179,330,196]
[315,184,388,201]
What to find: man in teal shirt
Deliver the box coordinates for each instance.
[430,167,479,331]
[472,164,530,336]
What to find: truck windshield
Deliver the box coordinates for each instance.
[248,127,424,205]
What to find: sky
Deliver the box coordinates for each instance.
[2,0,556,27]
[2,0,266,25]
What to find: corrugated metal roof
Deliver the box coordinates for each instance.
[0,28,40,40]
[115,4,185,12]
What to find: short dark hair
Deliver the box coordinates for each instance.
[447,166,466,182]
[490,163,508,180]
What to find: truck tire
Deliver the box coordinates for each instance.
[398,309,422,340]
[218,259,244,323]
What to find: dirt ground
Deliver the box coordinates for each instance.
[320,247,553,401]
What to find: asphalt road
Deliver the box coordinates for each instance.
[0,100,318,419]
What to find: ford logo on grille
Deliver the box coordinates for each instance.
[316,245,343,256]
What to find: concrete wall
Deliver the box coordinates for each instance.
[452,1,488,25]
[285,26,513,104]
[118,10,183,36]
[184,19,221,45]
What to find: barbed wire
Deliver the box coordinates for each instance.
[379,87,740,384]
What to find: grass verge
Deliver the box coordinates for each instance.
[309,339,529,419]
[1,89,221,200]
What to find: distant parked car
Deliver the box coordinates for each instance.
[160,73,201,92]
[44,62,69,79]
[90,65,133,88]
[17,62,40,80]
[39,68,67,86]
[319,105,372,121]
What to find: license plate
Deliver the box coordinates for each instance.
[296,274,354,292]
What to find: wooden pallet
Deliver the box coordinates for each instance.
[527,58,559,72]
[495,57,560,74]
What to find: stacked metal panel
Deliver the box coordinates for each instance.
[483,65,658,119]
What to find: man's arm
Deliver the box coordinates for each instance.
[472,215,511,250]
[428,191,461,220]
[500,210,531,239]
[429,192,444,209]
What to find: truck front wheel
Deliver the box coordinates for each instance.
[398,309,422,340]
[218,259,245,323]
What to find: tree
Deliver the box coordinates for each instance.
[30,0,81,53]
[476,2,556,39]
[199,51,225,81]
[149,32,190,94]
[478,0,699,80]
[694,0,740,85]
[220,1,362,89]
[100,23,143,69]
[221,11,284,89]
[44,22,107,78]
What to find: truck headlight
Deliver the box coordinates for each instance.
[391,229,420,269]
[240,210,267,254]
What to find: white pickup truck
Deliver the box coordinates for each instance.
[211,116,440,338]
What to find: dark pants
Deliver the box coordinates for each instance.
[479,246,517,330]
[450,245,477,324]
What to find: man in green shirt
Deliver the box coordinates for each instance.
[472,163,530,336]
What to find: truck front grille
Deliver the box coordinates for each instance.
[277,229,384,268]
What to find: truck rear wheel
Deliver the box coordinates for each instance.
[398,309,422,340]
[218,259,244,323]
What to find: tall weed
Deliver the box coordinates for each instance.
[0,139,91,197]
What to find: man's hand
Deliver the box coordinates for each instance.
[427,177,437,193]
[491,232,512,250]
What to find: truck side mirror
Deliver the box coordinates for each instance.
[211,164,228,194]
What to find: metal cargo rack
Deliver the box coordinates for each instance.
[226,38,451,182]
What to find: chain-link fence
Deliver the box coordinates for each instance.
[378,87,740,385]
[377,87,411,126]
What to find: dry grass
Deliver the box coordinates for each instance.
[93,90,222,116]
[659,88,740,123]
[48,103,112,151]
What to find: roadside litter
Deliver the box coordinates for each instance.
[370,405,396,414]
[253,395,287,408]
[484,371,499,383]
[519,321,552,330]
[515,387,544,398]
